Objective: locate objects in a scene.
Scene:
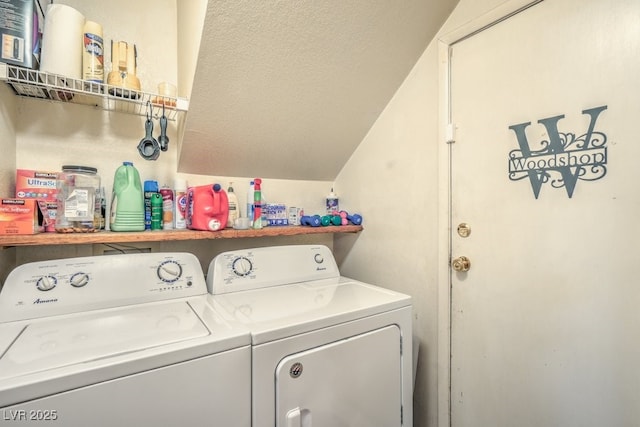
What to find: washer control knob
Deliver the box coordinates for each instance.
[70,272,90,288]
[314,253,324,264]
[36,275,57,291]
[157,260,183,283]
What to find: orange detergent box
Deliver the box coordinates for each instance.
[0,198,46,234]
[15,169,59,232]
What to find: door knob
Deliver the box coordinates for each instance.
[452,256,471,272]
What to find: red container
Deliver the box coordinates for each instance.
[186,184,228,231]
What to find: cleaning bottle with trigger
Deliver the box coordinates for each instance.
[253,178,262,229]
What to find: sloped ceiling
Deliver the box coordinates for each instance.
[179,0,459,180]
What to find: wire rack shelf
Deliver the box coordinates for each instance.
[0,63,188,121]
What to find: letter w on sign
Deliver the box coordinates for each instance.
[508,106,608,199]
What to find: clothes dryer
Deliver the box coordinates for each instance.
[0,252,250,426]
[207,245,413,427]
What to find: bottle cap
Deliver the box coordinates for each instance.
[174,178,187,191]
[144,180,159,192]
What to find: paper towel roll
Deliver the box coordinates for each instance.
[40,4,85,79]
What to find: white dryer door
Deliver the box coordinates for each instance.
[275,325,403,427]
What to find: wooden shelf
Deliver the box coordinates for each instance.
[0,225,363,248]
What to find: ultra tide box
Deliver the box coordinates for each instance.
[15,169,58,232]
[0,198,46,234]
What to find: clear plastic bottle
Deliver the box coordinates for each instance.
[55,165,101,233]
[246,180,254,226]
[326,187,339,214]
[227,182,239,228]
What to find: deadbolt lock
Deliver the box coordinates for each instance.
[452,256,471,272]
[457,223,471,238]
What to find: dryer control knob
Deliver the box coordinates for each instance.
[232,256,253,277]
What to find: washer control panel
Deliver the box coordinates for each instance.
[206,245,340,295]
[0,253,206,322]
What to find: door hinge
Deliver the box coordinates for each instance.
[400,336,403,356]
[401,405,404,425]
[446,123,456,144]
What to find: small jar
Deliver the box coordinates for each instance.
[56,165,102,233]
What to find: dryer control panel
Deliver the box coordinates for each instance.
[0,253,206,322]
[206,245,340,295]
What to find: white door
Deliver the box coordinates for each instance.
[449,1,640,426]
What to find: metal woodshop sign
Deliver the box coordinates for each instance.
[508,106,608,198]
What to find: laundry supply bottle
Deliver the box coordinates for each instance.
[226,182,239,228]
[326,187,339,214]
[160,185,174,230]
[173,178,188,229]
[143,180,158,230]
[253,178,262,229]
[82,21,104,83]
[110,161,145,231]
[260,188,268,227]
[150,192,162,230]
[246,180,254,226]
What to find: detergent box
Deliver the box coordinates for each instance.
[265,203,288,226]
[15,169,58,200]
[15,169,58,231]
[0,198,46,234]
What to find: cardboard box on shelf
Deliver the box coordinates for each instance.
[0,198,46,234]
[15,169,58,231]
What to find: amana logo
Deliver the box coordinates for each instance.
[508,106,608,199]
[33,298,58,304]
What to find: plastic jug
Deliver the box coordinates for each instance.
[110,162,145,231]
[186,184,228,231]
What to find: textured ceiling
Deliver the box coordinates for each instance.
[179,0,459,180]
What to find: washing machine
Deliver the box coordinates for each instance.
[0,252,251,426]
[206,245,413,427]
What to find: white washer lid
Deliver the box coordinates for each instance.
[208,277,412,345]
[0,297,250,407]
[0,301,207,380]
